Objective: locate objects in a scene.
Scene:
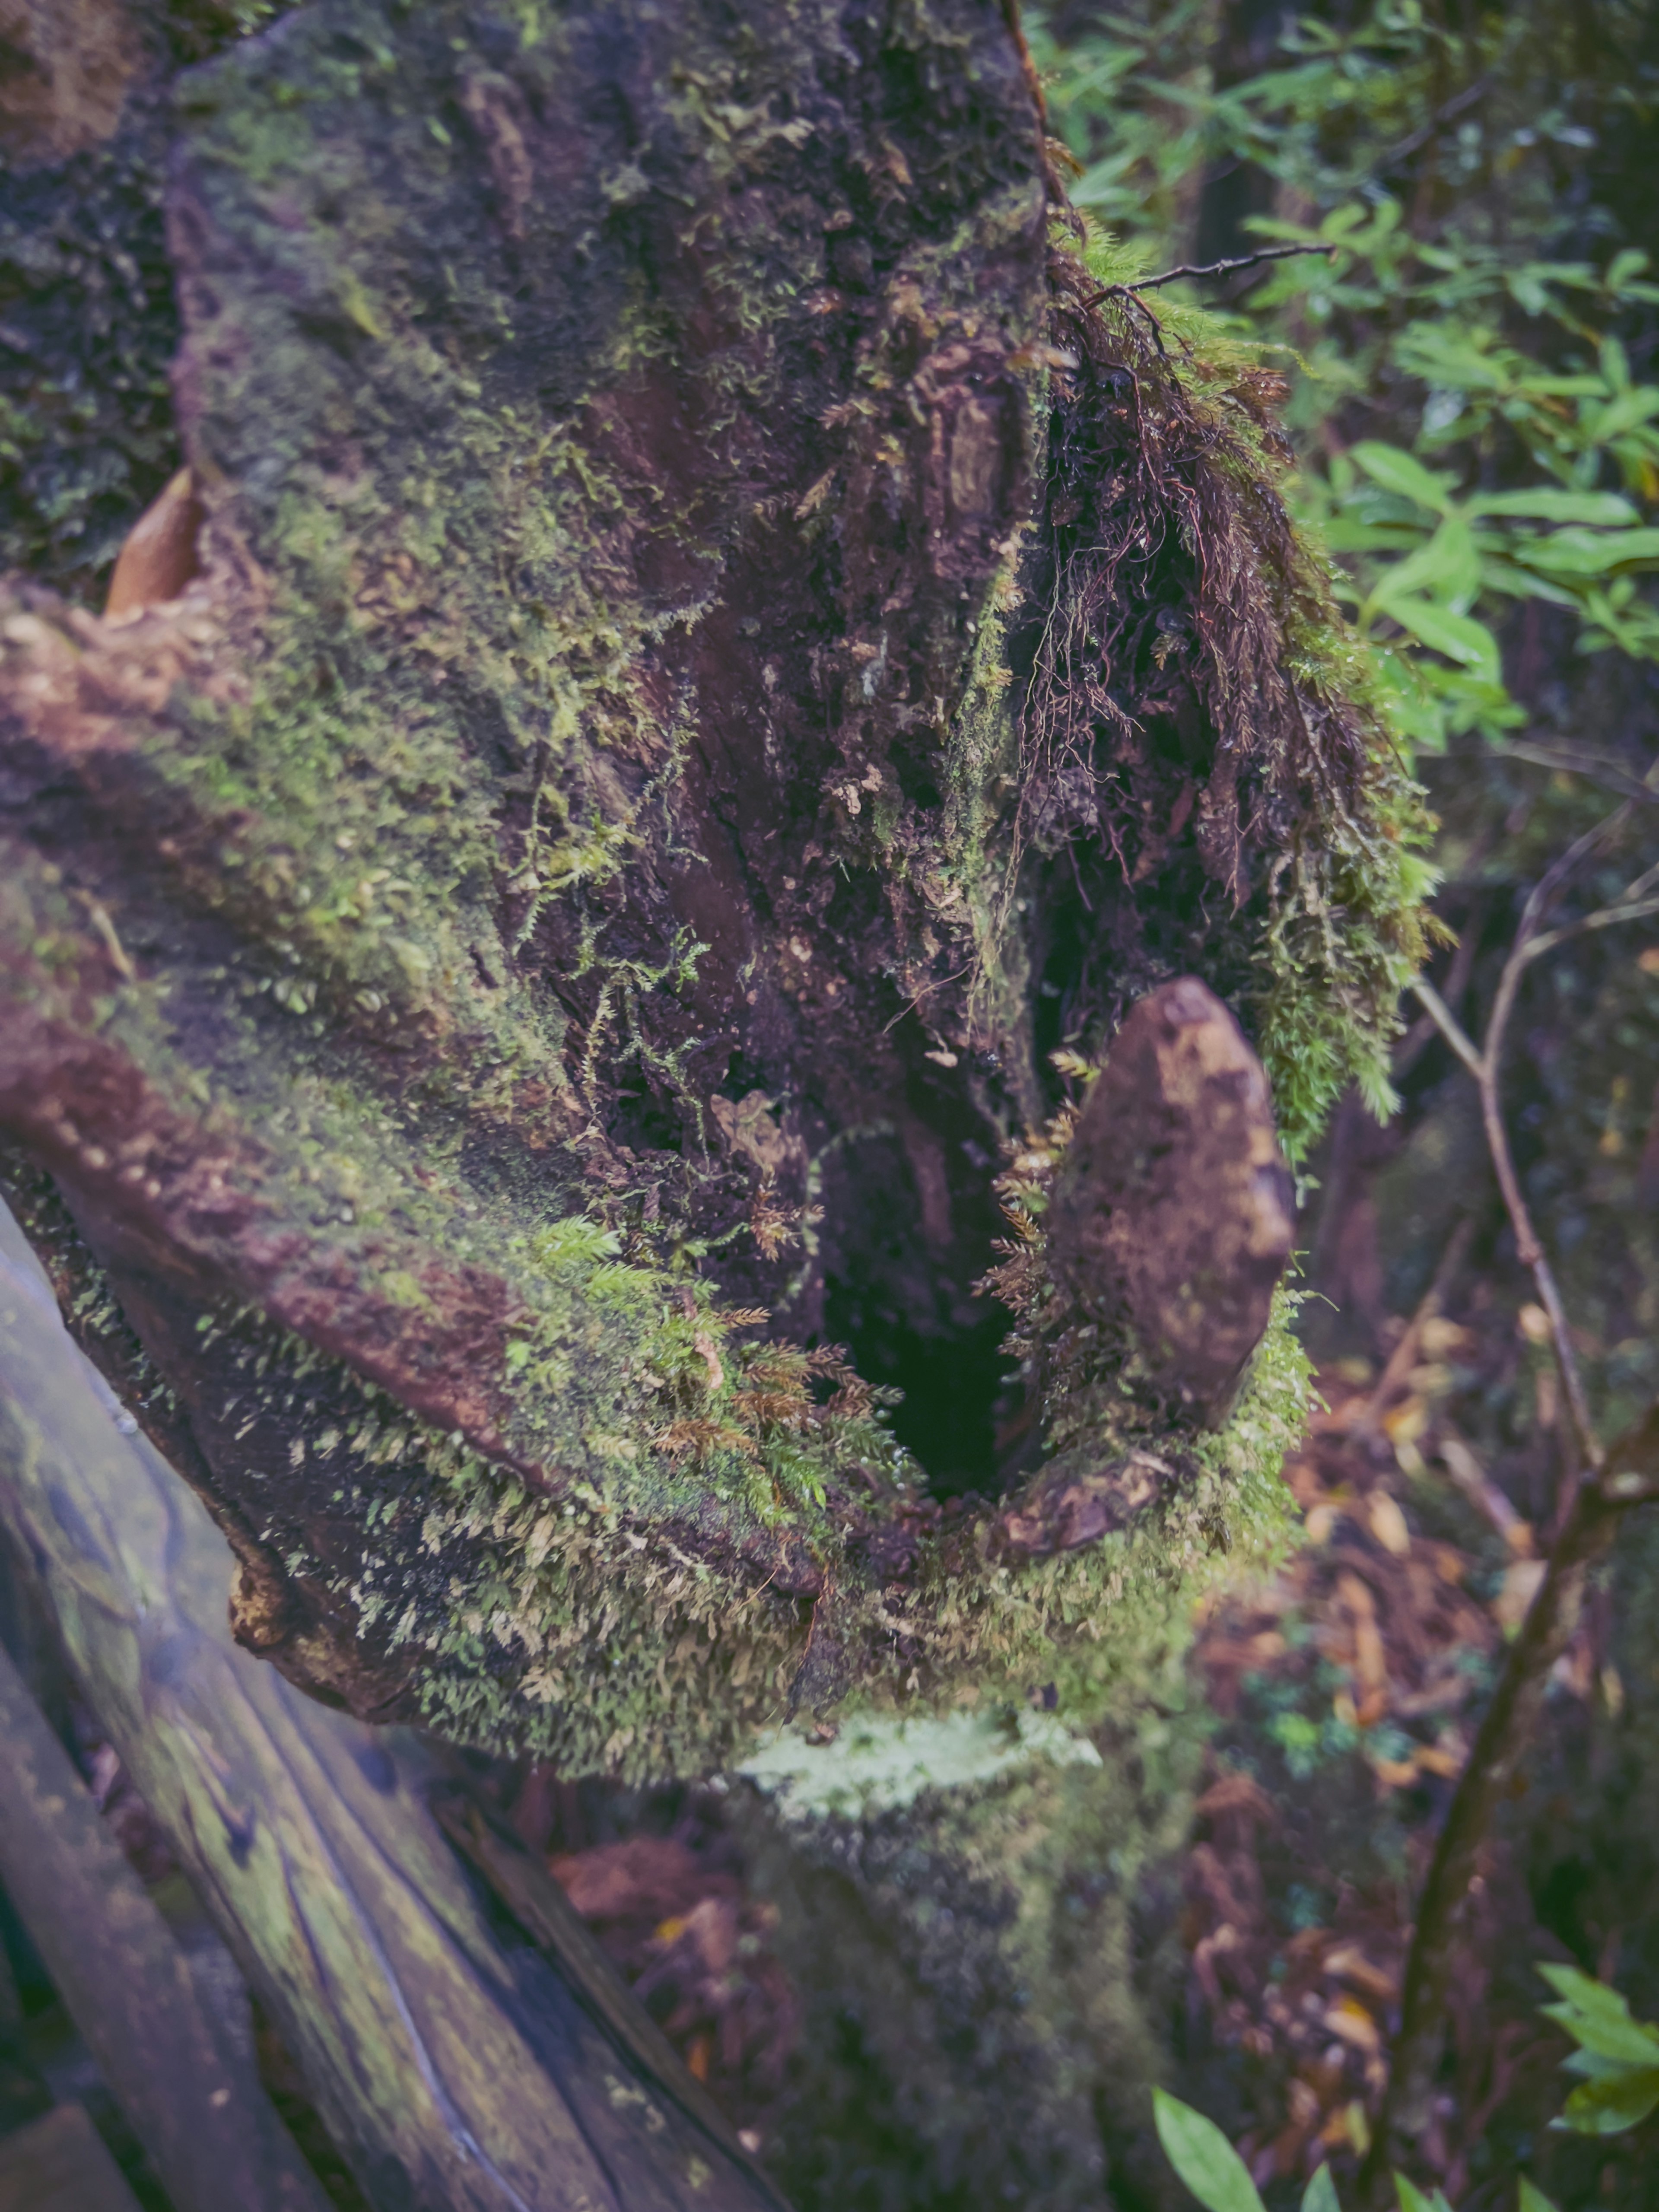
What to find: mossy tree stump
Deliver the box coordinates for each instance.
[0,1,1428,2202]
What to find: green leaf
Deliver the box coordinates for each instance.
[1300,2167,1341,2212]
[1538,1962,1659,2064]
[1563,2046,1640,2081]
[1554,2066,1659,2134]
[1517,2181,1561,2212]
[1152,2091,1265,2212]
[1370,516,1481,609]
[1468,489,1639,524]
[1380,597,1502,683]
[1394,2178,1453,2212]
[1513,527,1659,578]
[1351,442,1458,515]
[1589,388,1659,439]
[1470,556,1579,608]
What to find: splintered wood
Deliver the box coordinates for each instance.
[1049,976,1295,1421]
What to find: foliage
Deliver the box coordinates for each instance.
[1152,2086,1560,2212]
[1032,0,1659,755]
[1154,2087,1344,2212]
[1539,1961,1659,2136]
[1153,1955,1659,2200]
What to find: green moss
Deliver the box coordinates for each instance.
[372,1278,1303,1781]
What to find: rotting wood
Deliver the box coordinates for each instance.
[0,1637,328,2212]
[0,0,1427,1783]
[0,2103,143,2212]
[0,3,1437,2199]
[0,1195,788,2212]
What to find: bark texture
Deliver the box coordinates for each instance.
[0,0,1424,1765]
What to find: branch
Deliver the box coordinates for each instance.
[1376,73,1494,175]
[1520,871,1659,964]
[1412,805,1640,1473]
[0,1204,782,2212]
[1080,242,1335,308]
[1353,1211,1476,1437]
[0,1639,329,2212]
[1360,1398,1659,2202]
[1499,741,1659,806]
[1409,977,1484,1081]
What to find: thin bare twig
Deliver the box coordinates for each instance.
[1520,861,1659,963]
[1411,806,1641,1471]
[1499,740,1659,805]
[1079,242,1334,307]
[1392,907,1484,1081]
[1352,1211,1477,1438]
[1410,977,1483,1081]
[1070,280,1172,356]
[1376,72,1494,175]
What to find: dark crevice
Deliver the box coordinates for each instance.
[824,1288,1013,1500]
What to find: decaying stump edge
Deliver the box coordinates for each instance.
[0,1194,789,2212]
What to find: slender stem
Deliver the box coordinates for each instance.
[1363,817,1659,2200]
[1354,1212,1475,1437]
[1409,977,1483,1081]
[1411,803,1636,1478]
[1360,1482,1613,2201]
[1475,1021,1601,1472]
[1125,243,1336,292]
[1522,889,1659,963]
[1474,815,1631,1468]
[1078,243,1334,313]
[1498,741,1659,806]
[1360,1403,1659,2205]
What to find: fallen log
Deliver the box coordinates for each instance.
[0,1636,328,2212]
[0,1195,788,2212]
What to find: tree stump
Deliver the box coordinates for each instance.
[0,1,1430,2200]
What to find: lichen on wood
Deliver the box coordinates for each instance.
[0,0,1427,1786]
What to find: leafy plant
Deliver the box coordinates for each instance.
[1539,1961,1659,2136]
[1152,2088,1560,2212]
[1154,2088,1344,2212]
[1150,1964,1659,2203]
[1032,0,1659,757]
[1312,429,1659,748]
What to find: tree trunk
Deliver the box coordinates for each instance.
[0,0,1427,2201]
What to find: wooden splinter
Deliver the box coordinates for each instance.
[1049,975,1297,1423]
[102,469,203,620]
